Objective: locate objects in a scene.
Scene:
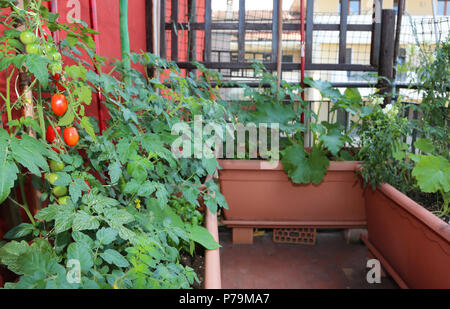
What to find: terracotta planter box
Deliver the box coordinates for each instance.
[203,208,221,289]
[218,160,366,243]
[363,184,450,289]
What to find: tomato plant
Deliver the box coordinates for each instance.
[0,1,228,290]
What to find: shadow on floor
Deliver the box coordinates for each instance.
[220,228,398,289]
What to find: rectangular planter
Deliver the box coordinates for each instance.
[218,160,366,243]
[363,184,450,289]
[204,208,221,289]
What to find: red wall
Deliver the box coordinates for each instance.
[0,0,147,122]
[0,0,147,245]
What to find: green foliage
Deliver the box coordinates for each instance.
[232,61,367,184]
[0,4,228,288]
[357,96,414,193]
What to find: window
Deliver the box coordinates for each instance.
[338,0,361,15]
[437,0,449,16]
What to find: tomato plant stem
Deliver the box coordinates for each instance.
[37,82,45,139]
[119,0,131,85]
[5,68,13,128]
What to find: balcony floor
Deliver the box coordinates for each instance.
[219,228,398,289]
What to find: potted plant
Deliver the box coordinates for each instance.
[217,63,371,243]
[0,2,226,289]
[357,37,450,288]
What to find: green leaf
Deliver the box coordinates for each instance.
[309,147,330,184]
[124,179,141,195]
[58,107,75,127]
[414,138,435,154]
[137,181,156,197]
[3,223,35,239]
[104,208,134,226]
[108,160,122,184]
[319,128,344,156]
[54,205,76,233]
[74,85,92,105]
[99,249,129,268]
[189,225,220,250]
[304,78,342,100]
[85,194,119,214]
[412,155,450,193]
[281,144,310,184]
[0,240,29,274]
[96,227,118,246]
[72,211,100,231]
[54,231,71,253]
[67,242,93,273]
[202,157,219,176]
[343,87,362,103]
[25,54,50,88]
[182,186,199,206]
[249,101,298,132]
[66,33,78,47]
[0,150,19,204]
[65,65,87,81]
[80,116,97,142]
[72,231,95,248]
[53,172,72,186]
[10,137,48,175]
[69,178,90,204]
[281,144,329,184]
[35,204,59,221]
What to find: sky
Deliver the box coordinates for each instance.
[212,0,295,11]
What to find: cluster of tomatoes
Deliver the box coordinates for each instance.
[45,160,69,204]
[47,93,79,148]
[45,160,91,204]
[19,24,62,75]
[20,25,79,148]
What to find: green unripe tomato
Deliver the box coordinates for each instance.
[50,160,65,172]
[46,172,59,185]
[58,196,70,205]
[48,62,62,75]
[49,51,61,61]
[52,186,67,197]
[25,43,39,54]
[20,30,36,44]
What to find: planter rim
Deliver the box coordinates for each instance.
[203,174,221,289]
[376,183,450,243]
[218,159,362,172]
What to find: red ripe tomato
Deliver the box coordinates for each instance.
[52,73,60,80]
[51,94,68,116]
[46,125,61,143]
[63,127,79,147]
